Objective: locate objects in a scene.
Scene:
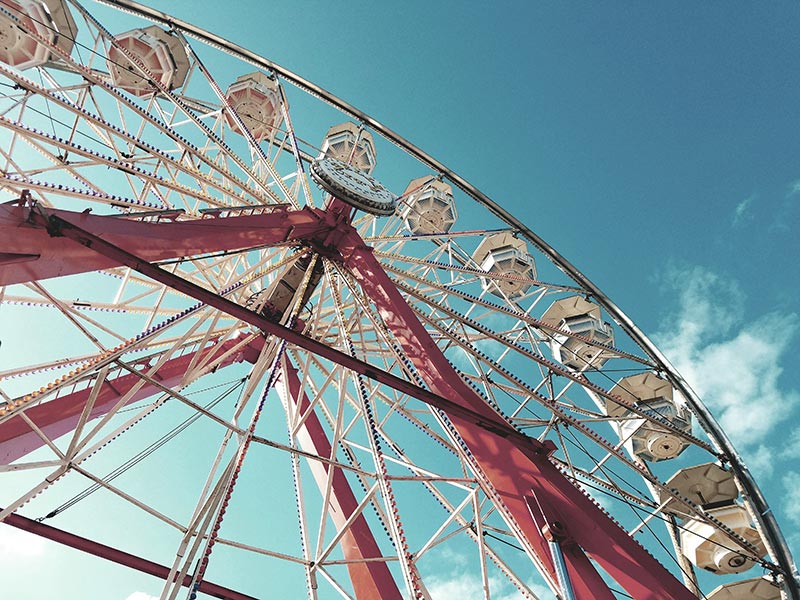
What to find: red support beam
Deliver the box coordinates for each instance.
[276,358,402,600]
[23,207,700,600]
[0,337,261,464]
[338,231,698,600]
[32,211,520,443]
[0,202,325,285]
[2,512,258,600]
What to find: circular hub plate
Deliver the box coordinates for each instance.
[310,156,396,215]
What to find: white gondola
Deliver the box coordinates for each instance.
[106,25,189,96]
[319,122,376,173]
[400,176,457,234]
[707,577,781,600]
[607,372,690,461]
[541,295,614,370]
[681,504,768,574]
[659,462,738,516]
[225,71,284,141]
[473,232,536,299]
[0,0,76,69]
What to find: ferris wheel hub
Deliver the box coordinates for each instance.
[310,156,396,215]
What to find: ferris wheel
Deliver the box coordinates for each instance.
[0,1,797,599]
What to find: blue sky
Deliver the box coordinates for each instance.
[176,0,800,542]
[168,0,800,324]
[160,0,800,584]
[1,1,799,598]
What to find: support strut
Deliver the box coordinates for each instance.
[2,511,258,600]
[276,359,402,600]
[20,208,700,600]
[0,337,262,464]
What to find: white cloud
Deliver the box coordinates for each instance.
[125,594,158,600]
[744,444,775,480]
[426,572,553,600]
[427,572,486,599]
[779,427,800,459]
[732,194,754,227]
[0,525,46,558]
[780,471,800,560]
[658,266,744,346]
[769,180,800,232]
[781,472,800,527]
[433,545,469,569]
[423,549,555,600]
[656,266,800,448]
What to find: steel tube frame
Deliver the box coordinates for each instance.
[94,3,798,592]
[26,207,700,599]
[276,358,402,599]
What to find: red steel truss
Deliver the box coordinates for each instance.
[0,200,326,285]
[0,336,261,464]
[275,358,402,600]
[0,202,700,600]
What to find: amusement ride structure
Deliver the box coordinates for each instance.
[0,1,797,599]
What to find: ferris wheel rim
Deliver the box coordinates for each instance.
[83,0,800,589]
[0,1,796,597]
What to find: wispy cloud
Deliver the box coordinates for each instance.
[745,444,776,480]
[731,180,798,233]
[426,572,553,600]
[423,549,554,599]
[655,265,800,448]
[766,179,800,232]
[426,573,489,599]
[732,194,755,227]
[125,593,158,600]
[781,472,800,526]
[780,427,800,460]
[781,471,800,553]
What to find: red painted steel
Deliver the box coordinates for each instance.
[339,229,698,600]
[276,358,402,600]
[31,212,515,436]
[5,208,701,599]
[0,202,325,285]
[3,327,399,596]
[0,337,260,464]
[2,512,258,600]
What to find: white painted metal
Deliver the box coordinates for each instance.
[0,1,795,598]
